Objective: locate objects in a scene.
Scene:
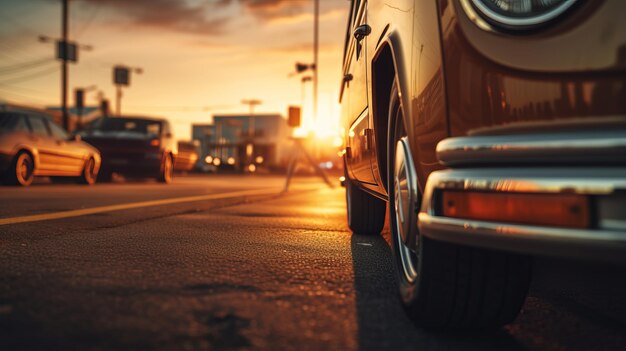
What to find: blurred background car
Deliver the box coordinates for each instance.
[174,141,199,173]
[80,116,177,183]
[0,111,101,186]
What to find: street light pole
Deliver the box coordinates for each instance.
[61,0,69,130]
[313,0,319,126]
[116,85,122,116]
[112,65,143,117]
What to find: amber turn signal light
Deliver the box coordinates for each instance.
[441,191,590,229]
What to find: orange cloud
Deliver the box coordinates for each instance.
[79,0,231,35]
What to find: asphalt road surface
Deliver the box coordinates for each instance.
[1,175,625,351]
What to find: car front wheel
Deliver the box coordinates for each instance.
[78,157,98,185]
[5,152,34,186]
[387,80,531,329]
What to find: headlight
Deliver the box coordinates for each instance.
[470,0,578,29]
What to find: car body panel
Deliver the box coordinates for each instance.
[343,0,449,195]
[440,0,626,138]
[0,112,100,178]
[452,0,626,73]
[340,0,626,261]
[343,0,377,185]
[371,0,449,194]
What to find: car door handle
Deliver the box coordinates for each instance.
[353,24,371,42]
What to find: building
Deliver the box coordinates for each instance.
[191,123,215,170]
[192,114,291,172]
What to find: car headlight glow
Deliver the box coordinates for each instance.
[470,0,578,29]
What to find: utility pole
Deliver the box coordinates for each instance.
[61,0,69,130]
[116,84,122,116]
[313,0,319,125]
[39,0,92,131]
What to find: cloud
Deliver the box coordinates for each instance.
[77,0,348,35]
[239,0,308,20]
[219,0,347,23]
[80,0,231,35]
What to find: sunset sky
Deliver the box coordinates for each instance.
[0,0,351,140]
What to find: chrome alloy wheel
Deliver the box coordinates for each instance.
[393,137,420,283]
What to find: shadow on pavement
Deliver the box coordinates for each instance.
[350,234,527,351]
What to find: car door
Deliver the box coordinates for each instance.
[46,119,84,174]
[25,115,56,174]
[343,0,376,185]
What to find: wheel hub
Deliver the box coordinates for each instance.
[394,137,418,248]
[393,137,419,283]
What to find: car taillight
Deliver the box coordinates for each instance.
[150,139,160,147]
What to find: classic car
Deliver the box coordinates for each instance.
[341,0,626,329]
[0,111,100,186]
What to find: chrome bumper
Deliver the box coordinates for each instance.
[419,162,626,263]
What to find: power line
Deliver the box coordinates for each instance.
[0,86,51,105]
[0,58,55,75]
[0,40,47,62]
[0,66,59,86]
[74,2,102,39]
[0,82,51,95]
[0,13,41,38]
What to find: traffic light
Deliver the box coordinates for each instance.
[288,106,301,128]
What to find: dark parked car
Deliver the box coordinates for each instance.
[0,111,101,186]
[174,141,199,172]
[341,0,626,329]
[81,116,177,183]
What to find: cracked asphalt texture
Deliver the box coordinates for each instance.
[1,175,626,351]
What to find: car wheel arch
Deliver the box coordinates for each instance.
[13,146,38,171]
[371,34,410,194]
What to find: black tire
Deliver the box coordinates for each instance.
[157,154,173,184]
[4,151,34,186]
[345,168,386,235]
[78,157,98,185]
[387,80,531,329]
